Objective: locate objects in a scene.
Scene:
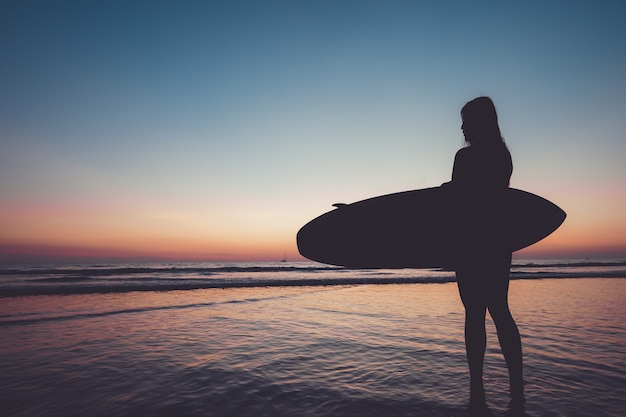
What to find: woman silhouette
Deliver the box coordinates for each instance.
[444,97,524,407]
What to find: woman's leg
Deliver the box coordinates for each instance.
[456,270,488,400]
[465,305,488,396]
[486,258,524,402]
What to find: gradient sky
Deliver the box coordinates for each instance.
[1,0,625,263]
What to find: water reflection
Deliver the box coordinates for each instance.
[0,279,624,416]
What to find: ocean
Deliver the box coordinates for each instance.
[1,259,625,417]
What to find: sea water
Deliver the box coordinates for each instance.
[1,260,625,416]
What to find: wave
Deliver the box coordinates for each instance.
[32,276,94,283]
[1,260,625,277]
[512,260,626,268]
[2,274,626,298]
[0,276,456,297]
[1,260,625,298]
[0,291,306,327]
[511,271,626,279]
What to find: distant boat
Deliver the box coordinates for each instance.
[281,251,287,263]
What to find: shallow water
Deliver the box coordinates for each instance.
[1,276,625,416]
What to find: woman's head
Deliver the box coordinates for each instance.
[461,96,503,146]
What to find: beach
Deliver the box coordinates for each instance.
[1,262,625,416]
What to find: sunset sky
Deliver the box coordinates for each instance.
[1,1,625,263]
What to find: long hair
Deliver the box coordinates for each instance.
[461,96,504,147]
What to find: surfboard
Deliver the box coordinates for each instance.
[297,187,566,268]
